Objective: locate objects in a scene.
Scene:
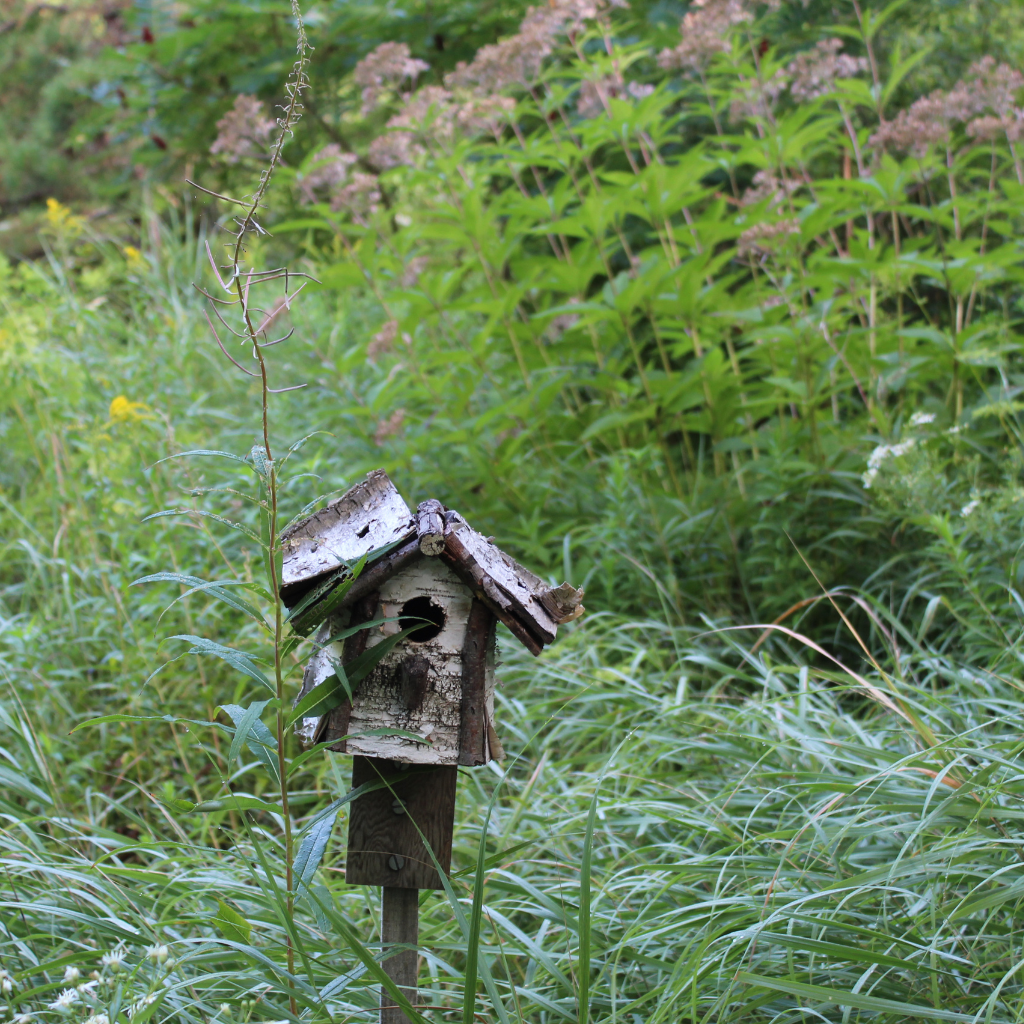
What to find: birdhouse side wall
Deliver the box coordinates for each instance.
[294,609,351,747]
[347,560,473,764]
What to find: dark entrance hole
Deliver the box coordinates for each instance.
[399,596,446,643]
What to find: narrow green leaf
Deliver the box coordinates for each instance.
[140,508,261,544]
[293,806,339,897]
[220,703,280,784]
[462,799,492,1024]
[155,449,249,466]
[737,972,1005,1022]
[227,699,272,767]
[192,795,283,813]
[578,777,601,1024]
[290,674,345,724]
[132,573,268,630]
[169,634,273,692]
[214,901,252,944]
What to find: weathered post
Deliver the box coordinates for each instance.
[280,470,585,1022]
[380,887,419,1023]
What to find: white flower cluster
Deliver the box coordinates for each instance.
[8,944,175,1022]
[862,438,914,489]
[126,993,158,1018]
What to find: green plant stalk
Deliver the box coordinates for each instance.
[216,0,309,1001]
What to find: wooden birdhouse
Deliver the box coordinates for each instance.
[281,469,584,892]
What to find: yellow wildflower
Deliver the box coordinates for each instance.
[45,198,83,234]
[124,245,144,269]
[108,395,152,423]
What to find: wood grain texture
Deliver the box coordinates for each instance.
[459,599,495,766]
[381,886,419,1024]
[539,580,587,624]
[416,499,446,557]
[346,756,457,890]
[398,654,431,714]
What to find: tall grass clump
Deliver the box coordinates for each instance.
[2,0,1024,1022]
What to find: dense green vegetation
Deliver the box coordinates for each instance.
[4,0,1024,1021]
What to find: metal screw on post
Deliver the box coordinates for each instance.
[381,886,419,1024]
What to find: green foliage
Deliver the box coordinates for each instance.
[3,0,1024,1021]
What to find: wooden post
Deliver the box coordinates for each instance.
[381,886,419,1024]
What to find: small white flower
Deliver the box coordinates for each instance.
[862,438,914,488]
[947,424,963,435]
[62,967,81,984]
[47,988,79,1012]
[101,948,127,972]
[86,1015,110,1024]
[961,499,980,518]
[126,994,158,1019]
[145,944,169,964]
[0,969,13,994]
[909,411,936,427]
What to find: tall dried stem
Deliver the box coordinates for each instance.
[197,1,311,1004]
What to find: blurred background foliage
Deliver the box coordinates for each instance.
[5,0,1024,1020]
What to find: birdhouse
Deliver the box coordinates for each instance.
[280,469,583,891]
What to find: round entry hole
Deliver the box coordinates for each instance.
[399,596,446,643]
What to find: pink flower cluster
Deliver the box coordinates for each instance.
[357,0,633,167]
[447,0,623,93]
[577,76,654,118]
[740,169,800,208]
[737,218,800,257]
[657,0,753,74]
[209,95,276,164]
[787,39,868,102]
[872,57,1024,156]
[365,72,517,169]
[298,145,357,202]
[730,67,788,121]
[354,42,430,114]
[297,145,380,216]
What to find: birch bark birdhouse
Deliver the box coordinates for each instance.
[281,469,583,889]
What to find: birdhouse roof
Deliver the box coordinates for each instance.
[280,469,584,654]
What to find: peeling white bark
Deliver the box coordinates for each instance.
[281,469,413,590]
[347,560,476,764]
[294,610,349,746]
